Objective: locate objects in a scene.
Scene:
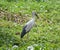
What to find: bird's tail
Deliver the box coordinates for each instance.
[21,25,27,38]
[21,29,26,38]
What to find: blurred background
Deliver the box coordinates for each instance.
[0,0,60,50]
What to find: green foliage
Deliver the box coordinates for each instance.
[0,20,21,47]
[0,0,60,50]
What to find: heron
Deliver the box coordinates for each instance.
[21,11,39,38]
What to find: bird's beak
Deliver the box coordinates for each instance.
[35,13,39,18]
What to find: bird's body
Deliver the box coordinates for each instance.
[21,18,35,38]
[25,18,35,32]
[21,11,38,38]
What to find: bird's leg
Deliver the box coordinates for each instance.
[27,33,30,40]
[20,37,26,45]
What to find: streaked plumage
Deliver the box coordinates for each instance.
[21,11,38,38]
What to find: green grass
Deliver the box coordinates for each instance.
[0,0,60,50]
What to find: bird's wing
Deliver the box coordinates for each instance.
[25,19,35,32]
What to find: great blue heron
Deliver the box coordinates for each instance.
[21,11,39,38]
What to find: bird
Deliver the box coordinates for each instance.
[20,11,39,38]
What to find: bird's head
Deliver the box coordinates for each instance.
[32,11,39,18]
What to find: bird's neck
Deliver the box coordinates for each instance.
[32,16,35,20]
[32,17,35,21]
